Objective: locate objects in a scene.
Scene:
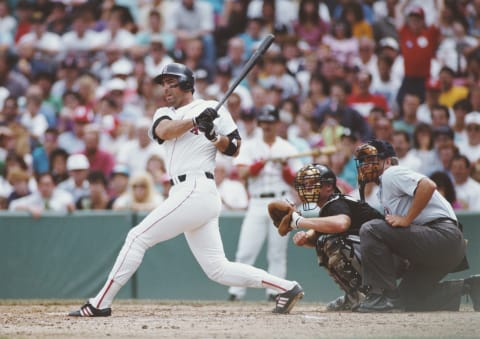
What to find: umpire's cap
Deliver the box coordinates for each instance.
[154,63,195,92]
[367,139,397,159]
[256,104,279,123]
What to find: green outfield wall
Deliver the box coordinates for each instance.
[0,211,478,302]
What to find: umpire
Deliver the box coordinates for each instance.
[354,139,479,312]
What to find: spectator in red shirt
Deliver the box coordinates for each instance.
[396,4,442,109]
[347,70,390,120]
[81,124,115,178]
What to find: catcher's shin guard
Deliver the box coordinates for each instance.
[316,234,365,296]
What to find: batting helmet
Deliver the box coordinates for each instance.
[154,63,195,92]
[294,164,340,210]
[256,104,279,123]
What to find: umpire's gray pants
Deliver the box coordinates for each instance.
[360,219,466,311]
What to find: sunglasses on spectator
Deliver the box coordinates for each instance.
[467,125,480,132]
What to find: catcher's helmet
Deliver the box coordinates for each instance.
[256,104,279,123]
[154,63,195,92]
[294,163,339,210]
[354,139,396,184]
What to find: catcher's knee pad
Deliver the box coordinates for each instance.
[316,234,363,295]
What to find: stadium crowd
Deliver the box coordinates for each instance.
[1,0,480,214]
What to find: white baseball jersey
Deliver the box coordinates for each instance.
[378,165,456,224]
[234,136,303,196]
[148,99,237,178]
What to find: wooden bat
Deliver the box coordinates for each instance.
[267,145,337,163]
[214,34,275,111]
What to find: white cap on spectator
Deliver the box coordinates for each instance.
[111,59,133,76]
[67,154,90,171]
[465,112,480,125]
[106,78,127,92]
[379,37,399,51]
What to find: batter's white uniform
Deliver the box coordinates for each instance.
[229,136,302,299]
[87,99,298,309]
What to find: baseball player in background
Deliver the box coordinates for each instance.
[354,139,479,312]
[228,105,303,301]
[68,63,304,317]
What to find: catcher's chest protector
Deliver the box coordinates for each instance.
[316,234,365,296]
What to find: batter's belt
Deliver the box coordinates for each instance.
[169,172,214,186]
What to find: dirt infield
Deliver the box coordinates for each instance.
[0,300,478,338]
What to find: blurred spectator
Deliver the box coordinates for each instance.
[416,77,441,125]
[347,70,390,119]
[430,104,451,129]
[437,140,459,175]
[116,117,165,176]
[305,73,330,116]
[392,129,422,172]
[0,0,16,45]
[396,4,441,107]
[46,1,70,36]
[214,0,250,57]
[0,50,29,98]
[429,170,462,210]
[337,128,359,188]
[237,17,264,60]
[457,111,480,164]
[372,115,394,143]
[144,36,174,80]
[317,79,373,142]
[247,0,298,31]
[452,98,472,145]
[61,8,104,57]
[108,163,130,204]
[409,122,440,176]
[97,5,136,51]
[135,9,175,54]
[217,36,248,79]
[76,170,113,210]
[112,171,163,211]
[438,66,469,108]
[50,55,81,103]
[292,0,329,50]
[261,54,300,101]
[372,0,399,42]
[49,147,69,184]
[341,1,373,39]
[81,124,115,178]
[166,0,216,68]
[333,0,374,24]
[377,36,405,86]
[32,127,59,176]
[352,36,376,76]
[58,153,90,203]
[436,18,478,76]
[370,53,401,114]
[19,93,48,142]
[450,154,480,211]
[6,167,30,208]
[13,0,34,44]
[145,153,168,198]
[9,172,75,217]
[58,105,93,154]
[321,19,358,67]
[192,68,210,100]
[91,42,123,85]
[393,92,421,136]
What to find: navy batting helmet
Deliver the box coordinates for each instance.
[154,63,195,92]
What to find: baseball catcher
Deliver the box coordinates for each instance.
[273,163,386,311]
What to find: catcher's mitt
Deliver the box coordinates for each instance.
[268,200,295,236]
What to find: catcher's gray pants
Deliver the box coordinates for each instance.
[360,218,466,311]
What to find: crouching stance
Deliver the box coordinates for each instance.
[269,164,385,310]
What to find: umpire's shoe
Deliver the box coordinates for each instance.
[353,293,400,313]
[68,302,112,317]
[464,275,480,311]
[272,283,304,314]
[326,294,356,311]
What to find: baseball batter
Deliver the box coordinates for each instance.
[68,63,304,317]
[228,105,302,301]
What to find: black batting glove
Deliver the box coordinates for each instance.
[198,120,218,142]
[193,108,218,127]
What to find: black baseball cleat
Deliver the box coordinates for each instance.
[353,293,400,313]
[272,283,304,314]
[228,294,241,302]
[267,294,278,302]
[464,275,480,311]
[326,294,356,311]
[68,302,112,317]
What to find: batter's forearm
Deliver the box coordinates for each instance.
[155,119,194,140]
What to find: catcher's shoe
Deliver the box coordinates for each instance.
[228,294,241,302]
[272,283,304,314]
[353,293,399,313]
[464,275,480,311]
[326,294,355,311]
[68,302,112,317]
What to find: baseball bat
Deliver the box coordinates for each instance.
[268,145,337,163]
[214,34,275,111]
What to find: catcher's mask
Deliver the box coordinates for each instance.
[355,139,396,184]
[294,163,339,210]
